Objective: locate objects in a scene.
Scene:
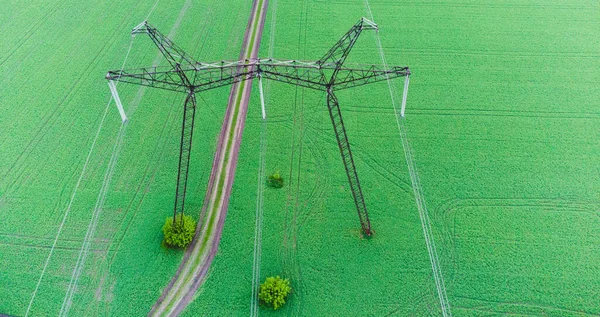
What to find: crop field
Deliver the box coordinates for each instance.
[1,0,599,316]
[0,0,251,315]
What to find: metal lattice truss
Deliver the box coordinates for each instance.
[107,59,409,93]
[106,18,411,236]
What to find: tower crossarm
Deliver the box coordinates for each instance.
[107,57,410,95]
[191,60,258,92]
[257,60,328,90]
[254,60,410,92]
[106,62,259,94]
[106,67,191,93]
[332,65,410,90]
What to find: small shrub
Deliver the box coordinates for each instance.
[267,172,284,188]
[259,276,291,310]
[162,214,196,249]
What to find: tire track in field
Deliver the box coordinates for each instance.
[57,30,138,314]
[56,1,196,314]
[290,103,329,234]
[296,129,329,231]
[411,108,600,120]
[9,2,147,315]
[59,121,127,317]
[434,197,600,272]
[92,4,240,313]
[150,0,268,315]
[0,0,68,67]
[106,94,181,266]
[24,72,115,317]
[280,92,302,317]
[453,295,600,316]
[292,3,318,241]
[37,2,162,312]
[308,125,411,193]
[0,3,146,201]
[432,197,600,314]
[290,87,306,317]
[0,234,110,247]
[250,1,278,315]
[0,241,106,253]
[2,41,104,191]
[105,0,219,269]
[56,22,157,311]
[284,74,308,317]
[363,0,452,316]
[71,90,182,317]
[88,3,220,308]
[280,90,298,281]
[0,58,58,151]
[279,2,308,315]
[350,143,413,194]
[296,104,330,214]
[250,119,267,317]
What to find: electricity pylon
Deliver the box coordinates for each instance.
[106,18,410,236]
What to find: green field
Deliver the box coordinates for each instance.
[1,0,599,316]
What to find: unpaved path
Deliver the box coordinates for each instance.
[149,0,269,316]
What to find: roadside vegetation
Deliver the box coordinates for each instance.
[267,171,284,188]
[259,276,291,310]
[162,215,197,249]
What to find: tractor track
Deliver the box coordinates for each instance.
[148,1,269,315]
[60,0,220,304]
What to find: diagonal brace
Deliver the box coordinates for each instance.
[132,21,199,69]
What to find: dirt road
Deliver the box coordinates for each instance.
[148,0,268,316]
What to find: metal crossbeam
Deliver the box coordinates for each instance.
[327,65,410,90]
[106,18,410,235]
[106,65,254,94]
[107,61,409,93]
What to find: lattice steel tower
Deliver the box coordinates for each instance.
[107,18,410,236]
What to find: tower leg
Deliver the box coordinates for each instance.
[326,89,372,236]
[400,75,410,117]
[173,92,197,225]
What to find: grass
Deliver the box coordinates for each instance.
[1,0,600,316]
[183,0,600,316]
[158,1,267,312]
[0,0,251,316]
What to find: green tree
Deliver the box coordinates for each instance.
[259,276,291,310]
[267,171,284,188]
[162,214,196,249]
